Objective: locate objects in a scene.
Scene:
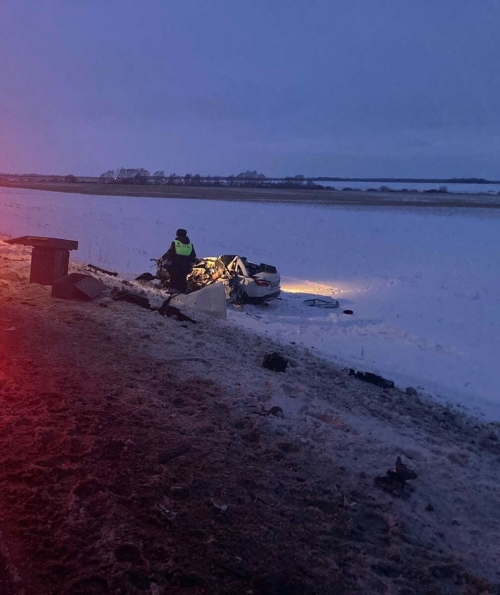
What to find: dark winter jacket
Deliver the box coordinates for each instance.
[162,235,197,273]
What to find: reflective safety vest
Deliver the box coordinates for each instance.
[174,240,193,256]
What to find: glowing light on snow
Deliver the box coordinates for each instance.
[280,277,364,297]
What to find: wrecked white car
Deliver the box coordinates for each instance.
[187,255,281,304]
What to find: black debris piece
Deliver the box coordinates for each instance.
[389,456,418,484]
[135,272,157,282]
[111,288,151,309]
[375,456,418,497]
[157,299,197,324]
[262,352,288,372]
[86,263,118,277]
[349,369,394,389]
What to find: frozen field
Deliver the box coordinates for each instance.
[1,186,499,420]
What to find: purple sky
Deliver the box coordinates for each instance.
[1,1,499,178]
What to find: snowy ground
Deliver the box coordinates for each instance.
[1,186,499,420]
[1,236,500,594]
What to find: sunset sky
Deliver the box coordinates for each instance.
[1,1,499,178]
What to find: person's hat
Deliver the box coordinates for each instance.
[176,228,187,237]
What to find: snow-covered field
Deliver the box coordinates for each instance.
[1,186,499,420]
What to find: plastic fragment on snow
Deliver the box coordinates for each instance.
[303,297,339,308]
[172,282,227,320]
[211,498,229,512]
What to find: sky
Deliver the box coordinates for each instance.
[1,0,499,179]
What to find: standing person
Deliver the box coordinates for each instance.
[160,228,197,293]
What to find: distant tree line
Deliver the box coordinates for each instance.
[98,168,500,189]
[98,168,330,189]
[2,168,499,193]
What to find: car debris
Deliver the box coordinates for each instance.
[157,297,197,324]
[251,405,285,418]
[110,288,197,323]
[111,287,151,309]
[86,263,118,277]
[135,272,157,282]
[262,352,288,372]
[375,456,418,496]
[153,504,177,522]
[171,283,227,321]
[52,273,107,301]
[303,297,339,308]
[210,498,229,512]
[349,368,394,389]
